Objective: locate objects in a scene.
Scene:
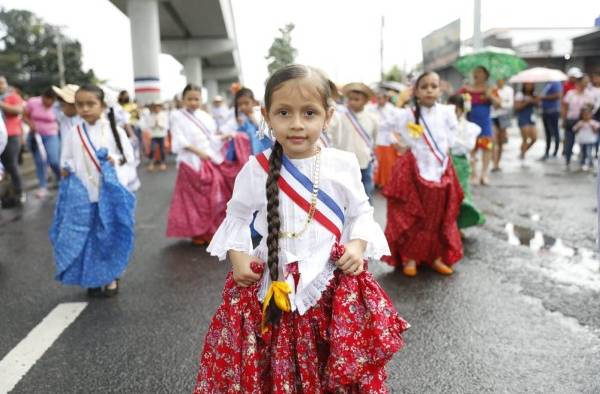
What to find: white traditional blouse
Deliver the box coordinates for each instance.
[170,108,223,171]
[368,102,400,146]
[206,147,390,315]
[60,117,135,202]
[451,117,481,156]
[397,103,457,183]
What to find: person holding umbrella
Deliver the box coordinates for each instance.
[458,66,501,185]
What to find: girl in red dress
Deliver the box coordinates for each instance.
[383,72,464,277]
[194,64,408,393]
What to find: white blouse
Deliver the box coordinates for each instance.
[397,103,457,182]
[368,102,400,146]
[206,148,390,315]
[60,117,135,202]
[451,117,481,156]
[170,109,223,171]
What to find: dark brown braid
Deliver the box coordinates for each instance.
[413,71,437,125]
[264,141,284,325]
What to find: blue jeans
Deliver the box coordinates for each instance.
[580,143,594,167]
[360,160,374,200]
[542,112,560,157]
[28,133,61,188]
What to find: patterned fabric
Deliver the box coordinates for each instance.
[382,152,463,267]
[220,133,252,193]
[451,154,485,229]
[50,148,136,288]
[194,268,408,393]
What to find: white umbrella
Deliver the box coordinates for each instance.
[509,67,567,83]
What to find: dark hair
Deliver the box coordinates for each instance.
[412,71,438,125]
[522,83,535,96]
[474,65,490,80]
[42,87,56,99]
[182,83,202,98]
[77,84,126,163]
[262,64,332,326]
[234,87,255,118]
[118,90,130,105]
[447,94,465,112]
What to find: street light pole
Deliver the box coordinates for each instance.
[380,15,385,82]
[473,0,483,50]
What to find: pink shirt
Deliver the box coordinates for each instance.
[563,90,594,120]
[25,97,58,136]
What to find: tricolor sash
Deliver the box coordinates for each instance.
[319,131,332,147]
[341,107,374,148]
[412,109,447,165]
[76,123,101,173]
[256,150,345,240]
[181,109,212,138]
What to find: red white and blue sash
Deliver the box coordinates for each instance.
[256,150,345,241]
[412,109,447,165]
[341,107,374,148]
[181,109,212,138]
[319,132,332,147]
[76,123,101,173]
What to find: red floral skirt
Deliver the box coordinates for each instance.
[382,152,463,267]
[166,161,229,239]
[194,269,409,393]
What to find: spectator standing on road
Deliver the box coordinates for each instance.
[383,72,463,277]
[539,79,563,160]
[458,66,501,185]
[0,76,26,208]
[194,64,407,393]
[141,102,169,171]
[490,78,513,171]
[51,84,136,298]
[23,88,60,199]
[514,83,538,162]
[573,105,600,171]
[0,115,7,179]
[562,73,594,169]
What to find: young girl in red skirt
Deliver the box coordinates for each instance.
[167,84,247,245]
[194,64,408,393]
[383,72,464,277]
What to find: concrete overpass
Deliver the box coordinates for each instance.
[110,0,242,104]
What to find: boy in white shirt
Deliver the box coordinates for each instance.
[141,102,169,171]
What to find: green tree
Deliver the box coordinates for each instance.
[383,65,406,82]
[0,8,96,96]
[265,23,297,75]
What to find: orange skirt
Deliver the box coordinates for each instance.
[374,145,398,188]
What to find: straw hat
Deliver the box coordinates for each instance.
[52,84,79,104]
[342,82,374,99]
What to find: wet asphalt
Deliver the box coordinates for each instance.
[1,128,599,393]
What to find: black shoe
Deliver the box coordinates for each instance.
[87,287,104,297]
[1,195,22,209]
[104,280,119,297]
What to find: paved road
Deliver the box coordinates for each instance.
[1,133,599,393]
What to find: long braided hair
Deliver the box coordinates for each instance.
[262,64,332,325]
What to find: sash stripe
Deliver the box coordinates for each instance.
[181,110,212,138]
[256,153,342,240]
[281,155,345,223]
[345,110,373,148]
[420,116,446,163]
[77,124,101,173]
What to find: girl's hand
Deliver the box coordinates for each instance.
[335,239,367,276]
[229,250,263,287]
[61,169,69,178]
[107,156,116,165]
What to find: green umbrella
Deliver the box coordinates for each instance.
[454,46,527,81]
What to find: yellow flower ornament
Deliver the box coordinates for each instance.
[407,122,424,139]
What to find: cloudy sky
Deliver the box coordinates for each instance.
[0,0,596,99]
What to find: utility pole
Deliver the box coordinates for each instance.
[55,26,66,86]
[473,0,483,51]
[380,15,385,82]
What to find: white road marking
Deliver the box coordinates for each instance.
[0,302,88,393]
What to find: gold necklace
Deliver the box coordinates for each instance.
[279,147,321,239]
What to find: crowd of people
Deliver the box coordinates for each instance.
[0,61,599,391]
